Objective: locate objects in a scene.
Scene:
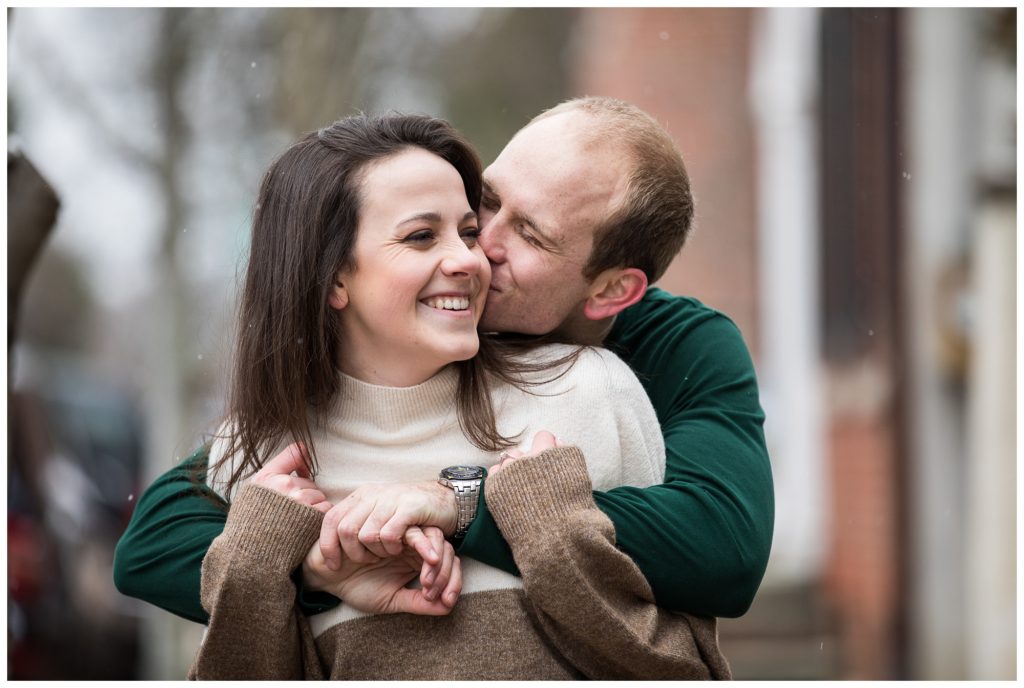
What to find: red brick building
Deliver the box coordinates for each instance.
[568,7,1015,680]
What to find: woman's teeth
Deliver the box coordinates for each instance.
[424,296,470,311]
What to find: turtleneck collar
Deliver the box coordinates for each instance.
[322,364,461,437]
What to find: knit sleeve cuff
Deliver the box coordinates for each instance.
[484,445,596,542]
[223,483,324,573]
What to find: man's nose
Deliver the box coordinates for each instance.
[480,219,506,264]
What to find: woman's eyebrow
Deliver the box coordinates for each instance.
[397,210,477,226]
[397,211,442,226]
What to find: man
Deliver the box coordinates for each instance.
[114,96,774,627]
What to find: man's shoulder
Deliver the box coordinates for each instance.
[636,287,735,322]
[610,287,746,354]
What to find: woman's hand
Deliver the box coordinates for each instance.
[250,442,332,514]
[489,431,562,478]
[302,525,462,616]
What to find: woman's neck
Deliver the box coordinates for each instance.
[337,356,447,388]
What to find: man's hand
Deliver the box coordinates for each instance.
[303,526,463,615]
[489,431,561,478]
[250,443,332,513]
[318,481,458,568]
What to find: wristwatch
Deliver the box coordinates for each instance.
[437,465,486,539]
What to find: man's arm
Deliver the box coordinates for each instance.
[113,446,343,623]
[460,289,774,618]
[113,447,228,624]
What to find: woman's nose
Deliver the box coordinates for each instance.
[440,239,482,276]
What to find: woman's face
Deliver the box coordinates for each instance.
[331,147,490,386]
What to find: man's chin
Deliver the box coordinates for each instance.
[478,312,505,333]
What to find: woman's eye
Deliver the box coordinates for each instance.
[405,230,435,244]
[461,227,482,245]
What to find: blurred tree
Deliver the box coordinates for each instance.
[270,8,373,134]
[435,8,576,162]
[8,151,60,350]
[259,8,574,158]
[18,249,93,352]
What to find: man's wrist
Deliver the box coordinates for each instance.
[426,480,460,538]
[434,466,485,539]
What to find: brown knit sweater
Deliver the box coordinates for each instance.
[188,446,731,680]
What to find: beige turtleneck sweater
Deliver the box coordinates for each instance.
[193,346,730,679]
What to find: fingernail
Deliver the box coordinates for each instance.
[424,571,434,585]
[446,592,457,605]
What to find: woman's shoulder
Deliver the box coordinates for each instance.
[515,344,641,395]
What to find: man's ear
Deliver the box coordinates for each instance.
[327,271,349,311]
[582,267,647,321]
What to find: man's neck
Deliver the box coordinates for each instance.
[554,313,617,346]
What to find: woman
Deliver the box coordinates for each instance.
[189,113,729,680]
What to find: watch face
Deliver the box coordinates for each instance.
[441,465,485,481]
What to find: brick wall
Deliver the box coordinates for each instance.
[571,8,759,351]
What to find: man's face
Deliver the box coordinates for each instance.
[477,111,631,336]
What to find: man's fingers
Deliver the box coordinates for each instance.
[319,501,353,570]
[378,514,416,557]
[360,507,403,558]
[337,499,380,564]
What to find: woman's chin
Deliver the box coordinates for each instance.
[438,341,480,364]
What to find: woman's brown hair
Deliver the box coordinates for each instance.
[211,113,578,498]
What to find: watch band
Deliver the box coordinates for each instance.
[438,466,485,539]
[449,479,482,538]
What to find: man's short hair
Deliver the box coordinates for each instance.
[531,96,694,283]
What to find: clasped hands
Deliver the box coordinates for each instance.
[249,432,558,617]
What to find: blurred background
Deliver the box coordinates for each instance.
[7,7,1016,680]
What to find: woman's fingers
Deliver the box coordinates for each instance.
[406,526,443,592]
[442,548,463,608]
[287,487,331,509]
[528,430,558,454]
[390,587,454,617]
[403,526,440,566]
[491,431,562,477]
[249,443,335,513]
[420,529,453,601]
[255,442,312,480]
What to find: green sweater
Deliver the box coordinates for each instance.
[113,288,774,624]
